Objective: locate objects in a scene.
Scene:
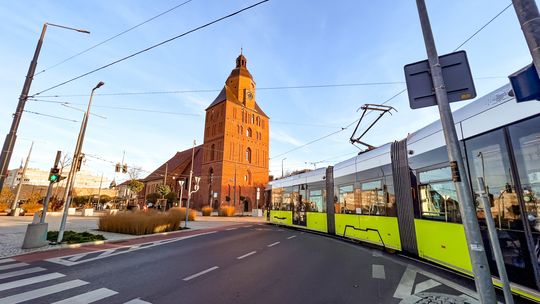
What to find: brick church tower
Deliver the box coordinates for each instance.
[200,53,269,211]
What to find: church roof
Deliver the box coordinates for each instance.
[206,85,268,118]
[142,145,203,182]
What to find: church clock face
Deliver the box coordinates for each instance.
[246,90,254,100]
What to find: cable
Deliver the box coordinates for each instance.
[34,77,503,98]
[30,0,270,97]
[23,110,78,122]
[453,3,513,52]
[29,98,201,117]
[34,0,195,77]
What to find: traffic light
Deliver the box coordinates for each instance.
[48,168,60,183]
[122,164,128,173]
[115,163,121,172]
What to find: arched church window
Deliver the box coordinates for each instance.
[246,128,252,137]
[245,147,252,163]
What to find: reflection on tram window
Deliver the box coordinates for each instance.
[418,167,461,223]
[466,129,522,230]
[308,189,325,212]
[337,185,356,214]
[509,115,540,266]
[359,180,386,215]
[271,187,284,210]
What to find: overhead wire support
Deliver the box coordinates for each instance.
[349,104,396,152]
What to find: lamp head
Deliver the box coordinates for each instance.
[194,176,201,185]
[94,81,105,90]
[178,180,185,186]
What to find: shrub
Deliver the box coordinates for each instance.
[169,207,196,221]
[21,202,42,214]
[219,206,235,217]
[47,230,106,244]
[99,208,195,235]
[0,202,9,213]
[202,206,212,216]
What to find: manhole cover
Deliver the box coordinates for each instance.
[400,292,476,304]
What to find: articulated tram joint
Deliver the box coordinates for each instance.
[343,225,386,250]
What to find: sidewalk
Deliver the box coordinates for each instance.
[0,213,265,258]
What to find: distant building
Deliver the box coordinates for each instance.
[5,167,109,189]
[142,53,270,211]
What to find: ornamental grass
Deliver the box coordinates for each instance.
[99,208,195,235]
[218,205,236,217]
[201,206,212,216]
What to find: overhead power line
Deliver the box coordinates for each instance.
[30,0,270,97]
[34,0,195,77]
[23,110,78,122]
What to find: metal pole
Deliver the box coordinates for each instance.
[512,0,540,76]
[0,23,89,190]
[281,157,286,178]
[163,162,168,211]
[185,140,196,228]
[57,82,103,243]
[477,177,514,304]
[415,1,496,302]
[41,151,61,223]
[96,173,103,208]
[10,142,33,215]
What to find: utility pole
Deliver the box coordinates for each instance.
[281,157,286,178]
[41,150,62,223]
[415,1,496,302]
[512,0,540,76]
[0,23,89,190]
[185,140,199,228]
[10,142,33,216]
[96,173,103,208]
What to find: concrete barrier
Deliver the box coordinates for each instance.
[22,223,49,249]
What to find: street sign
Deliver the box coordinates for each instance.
[404,50,476,109]
[256,187,260,200]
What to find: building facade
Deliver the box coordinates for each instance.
[199,53,269,211]
[5,167,109,189]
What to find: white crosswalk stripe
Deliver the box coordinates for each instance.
[0,263,28,271]
[0,259,15,265]
[124,298,153,304]
[52,287,118,304]
[0,272,64,292]
[0,267,46,280]
[0,279,88,304]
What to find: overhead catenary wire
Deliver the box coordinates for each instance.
[34,0,195,77]
[23,110,78,122]
[29,0,270,97]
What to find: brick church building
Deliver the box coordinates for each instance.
[141,53,269,211]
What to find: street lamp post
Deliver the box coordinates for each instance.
[178,180,185,207]
[0,23,90,190]
[281,157,287,178]
[57,81,104,244]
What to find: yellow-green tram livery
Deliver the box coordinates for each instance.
[266,83,540,302]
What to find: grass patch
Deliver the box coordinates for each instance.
[47,230,106,244]
[98,208,196,235]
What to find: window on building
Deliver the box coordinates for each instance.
[246,128,252,137]
[245,147,252,163]
[251,114,255,124]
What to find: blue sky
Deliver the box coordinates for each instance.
[0,0,534,183]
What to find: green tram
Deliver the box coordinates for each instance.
[266,83,540,302]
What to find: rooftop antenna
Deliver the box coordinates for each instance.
[349,104,396,153]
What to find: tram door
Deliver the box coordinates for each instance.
[292,185,307,226]
[466,125,539,289]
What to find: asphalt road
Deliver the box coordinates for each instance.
[0,224,532,304]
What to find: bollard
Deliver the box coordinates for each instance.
[22,223,49,249]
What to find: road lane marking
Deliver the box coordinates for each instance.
[183,266,219,281]
[393,267,416,299]
[0,267,46,280]
[286,235,296,239]
[124,298,152,304]
[372,264,386,279]
[0,263,28,271]
[267,242,280,247]
[414,279,441,294]
[242,225,253,228]
[52,288,118,304]
[46,231,218,266]
[372,250,383,257]
[67,253,90,262]
[0,272,64,292]
[226,228,237,231]
[0,279,88,304]
[97,250,116,258]
[0,258,15,264]
[237,251,257,260]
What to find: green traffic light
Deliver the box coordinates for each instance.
[49,174,59,182]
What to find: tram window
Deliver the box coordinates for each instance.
[509,115,540,266]
[418,167,461,223]
[282,189,292,211]
[466,129,521,230]
[359,180,386,216]
[385,175,397,217]
[338,185,357,214]
[272,187,283,210]
[308,189,325,212]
